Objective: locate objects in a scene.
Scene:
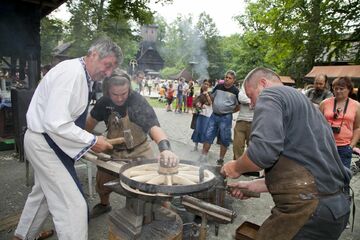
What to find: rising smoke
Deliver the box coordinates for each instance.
[177,18,209,81]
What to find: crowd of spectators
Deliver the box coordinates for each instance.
[128,70,359,173]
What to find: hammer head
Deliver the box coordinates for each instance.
[123,129,135,149]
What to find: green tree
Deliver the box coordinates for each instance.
[196,12,225,80]
[51,0,173,67]
[235,0,360,81]
[40,17,67,64]
[158,15,195,77]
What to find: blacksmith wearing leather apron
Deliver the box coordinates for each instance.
[96,110,154,198]
[257,156,350,240]
[242,85,352,240]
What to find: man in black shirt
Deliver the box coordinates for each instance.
[85,69,178,218]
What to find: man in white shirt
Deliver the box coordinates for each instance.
[233,83,254,160]
[13,38,123,240]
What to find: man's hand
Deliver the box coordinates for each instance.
[91,136,113,153]
[221,160,241,179]
[227,179,267,200]
[159,150,179,167]
[227,181,252,200]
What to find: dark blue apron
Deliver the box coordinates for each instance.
[42,106,89,199]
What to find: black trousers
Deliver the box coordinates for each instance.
[293,193,350,240]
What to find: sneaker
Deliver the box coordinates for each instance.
[90,203,112,218]
[351,164,359,175]
[346,222,351,229]
[191,146,198,152]
[216,159,224,165]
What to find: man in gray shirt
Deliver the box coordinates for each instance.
[199,70,239,164]
[222,67,350,240]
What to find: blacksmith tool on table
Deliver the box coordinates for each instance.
[181,195,237,240]
[198,162,260,237]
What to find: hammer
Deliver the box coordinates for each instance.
[106,131,134,149]
[106,110,135,149]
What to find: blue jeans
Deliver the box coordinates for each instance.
[337,145,353,169]
[176,94,183,110]
[204,113,233,147]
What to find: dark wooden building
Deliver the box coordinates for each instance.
[133,25,164,75]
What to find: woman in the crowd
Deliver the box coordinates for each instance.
[319,76,360,168]
[186,80,194,113]
[191,80,212,151]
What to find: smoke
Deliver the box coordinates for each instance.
[177,18,209,80]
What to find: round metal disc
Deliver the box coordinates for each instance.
[119,159,216,195]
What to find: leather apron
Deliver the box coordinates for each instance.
[106,111,153,159]
[256,156,319,240]
[96,111,154,197]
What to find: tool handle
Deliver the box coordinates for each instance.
[89,150,112,161]
[83,152,98,161]
[227,186,261,198]
[106,137,125,145]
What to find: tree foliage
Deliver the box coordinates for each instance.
[40,17,68,64]
[235,0,360,81]
[41,0,173,67]
[40,0,359,83]
[155,13,226,81]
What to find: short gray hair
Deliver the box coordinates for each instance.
[88,37,123,65]
[244,67,280,87]
[102,68,131,97]
[225,70,236,79]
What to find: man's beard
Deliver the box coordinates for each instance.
[314,89,323,96]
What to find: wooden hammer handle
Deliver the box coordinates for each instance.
[226,186,261,198]
[106,137,125,145]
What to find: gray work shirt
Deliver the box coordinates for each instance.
[211,84,239,115]
[247,86,350,194]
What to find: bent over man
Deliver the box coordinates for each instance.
[222,67,351,240]
[14,38,122,240]
[85,69,178,217]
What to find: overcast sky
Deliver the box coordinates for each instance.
[53,0,246,36]
[149,0,246,36]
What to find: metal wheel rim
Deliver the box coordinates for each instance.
[119,159,216,195]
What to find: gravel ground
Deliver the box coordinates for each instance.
[0,107,359,240]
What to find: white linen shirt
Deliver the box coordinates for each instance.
[236,83,254,122]
[26,58,96,160]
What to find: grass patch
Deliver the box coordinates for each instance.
[145,96,175,109]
